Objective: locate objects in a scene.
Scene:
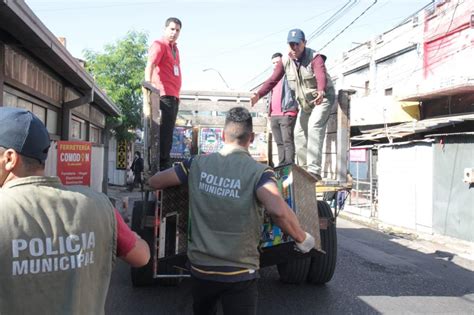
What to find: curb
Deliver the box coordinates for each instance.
[337,210,474,263]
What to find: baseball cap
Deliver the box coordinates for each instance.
[0,107,50,162]
[287,29,305,43]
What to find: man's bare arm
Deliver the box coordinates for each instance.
[148,167,181,189]
[121,236,151,267]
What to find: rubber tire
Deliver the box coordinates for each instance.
[307,200,337,285]
[277,256,311,284]
[130,201,155,287]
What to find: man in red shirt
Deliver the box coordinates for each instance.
[145,17,183,170]
[268,52,298,166]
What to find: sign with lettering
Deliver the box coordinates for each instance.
[57,141,91,186]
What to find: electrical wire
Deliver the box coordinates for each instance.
[242,0,360,89]
[319,0,378,52]
[326,1,434,72]
[191,7,339,61]
[307,0,359,43]
[426,0,461,59]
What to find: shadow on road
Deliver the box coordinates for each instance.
[105,210,474,314]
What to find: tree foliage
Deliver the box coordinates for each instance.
[84,30,148,141]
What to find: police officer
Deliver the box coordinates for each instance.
[149,107,315,315]
[0,107,150,314]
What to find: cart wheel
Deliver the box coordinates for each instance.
[277,256,311,284]
[307,200,337,285]
[131,201,156,287]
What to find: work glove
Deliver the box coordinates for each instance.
[295,232,315,253]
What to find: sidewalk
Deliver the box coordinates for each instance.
[339,205,474,271]
[107,185,145,223]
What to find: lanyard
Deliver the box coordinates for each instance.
[171,45,177,60]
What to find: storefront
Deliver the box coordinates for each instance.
[0,1,121,192]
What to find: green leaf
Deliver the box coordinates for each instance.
[84,30,149,142]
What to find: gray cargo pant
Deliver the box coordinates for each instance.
[294,93,335,175]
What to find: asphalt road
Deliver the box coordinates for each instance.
[105,218,474,314]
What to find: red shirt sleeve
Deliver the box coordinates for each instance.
[311,54,327,92]
[149,40,164,66]
[257,61,285,98]
[114,208,137,257]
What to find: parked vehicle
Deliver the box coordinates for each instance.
[131,85,352,286]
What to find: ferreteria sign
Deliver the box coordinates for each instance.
[57,141,92,186]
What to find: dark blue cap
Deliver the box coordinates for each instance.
[0,107,50,162]
[287,29,305,43]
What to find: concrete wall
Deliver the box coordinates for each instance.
[377,142,434,233]
[90,146,104,192]
[422,0,474,92]
[329,10,427,127]
[432,135,474,242]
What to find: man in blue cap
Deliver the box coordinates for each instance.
[251,29,336,181]
[0,107,150,314]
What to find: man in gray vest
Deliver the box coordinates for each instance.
[0,107,150,314]
[251,29,336,181]
[149,107,315,315]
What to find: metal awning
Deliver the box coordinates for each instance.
[0,1,121,117]
[351,113,474,141]
[400,82,474,102]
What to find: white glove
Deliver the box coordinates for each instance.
[295,232,315,253]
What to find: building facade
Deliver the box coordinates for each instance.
[330,0,474,241]
[0,1,121,192]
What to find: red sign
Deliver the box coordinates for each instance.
[350,148,367,162]
[57,141,91,186]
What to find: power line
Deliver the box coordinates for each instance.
[240,66,272,90]
[319,0,378,52]
[241,1,361,89]
[326,1,457,74]
[307,0,360,43]
[426,0,461,59]
[190,7,339,61]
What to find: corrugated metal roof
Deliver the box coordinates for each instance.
[351,113,474,141]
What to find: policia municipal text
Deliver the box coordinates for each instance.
[149,107,315,315]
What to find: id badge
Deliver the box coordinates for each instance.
[173,65,179,76]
